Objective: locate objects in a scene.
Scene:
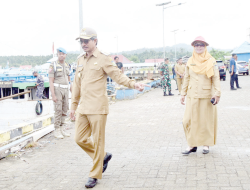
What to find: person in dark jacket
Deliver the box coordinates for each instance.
[172,65,176,79]
[229,54,237,90]
[33,71,47,99]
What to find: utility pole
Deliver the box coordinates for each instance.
[156,2,171,59]
[115,36,118,55]
[171,29,185,62]
[248,28,250,42]
[171,29,178,61]
[79,0,83,52]
[156,2,185,60]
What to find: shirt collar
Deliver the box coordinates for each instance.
[84,48,99,58]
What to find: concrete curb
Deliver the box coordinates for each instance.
[0,114,54,145]
[0,124,54,159]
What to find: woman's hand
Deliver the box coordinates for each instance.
[212,96,220,105]
[180,95,185,105]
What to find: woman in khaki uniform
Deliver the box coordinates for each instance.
[180,36,221,155]
[175,58,186,95]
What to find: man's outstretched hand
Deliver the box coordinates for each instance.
[134,83,150,92]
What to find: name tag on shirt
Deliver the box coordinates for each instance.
[190,64,196,66]
[78,65,83,67]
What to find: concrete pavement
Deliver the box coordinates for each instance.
[1,73,250,190]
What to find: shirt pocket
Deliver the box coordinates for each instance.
[202,86,211,90]
[56,67,63,77]
[201,86,212,97]
[89,66,102,78]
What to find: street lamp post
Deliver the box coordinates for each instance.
[114,36,118,55]
[171,29,185,61]
[156,2,186,60]
[156,2,171,59]
[79,0,83,53]
[172,29,178,61]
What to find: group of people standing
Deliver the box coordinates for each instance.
[160,56,186,96]
[44,29,222,189]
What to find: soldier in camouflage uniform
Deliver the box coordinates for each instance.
[157,62,164,88]
[160,58,174,96]
[33,71,47,99]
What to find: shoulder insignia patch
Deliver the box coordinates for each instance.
[100,50,110,56]
[49,66,53,73]
[77,52,85,59]
[112,62,117,67]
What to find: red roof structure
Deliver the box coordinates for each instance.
[145,59,164,63]
[20,65,32,70]
[110,55,132,64]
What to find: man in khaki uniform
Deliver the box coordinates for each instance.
[175,58,186,95]
[49,47,72,139]
[70,27,148,188]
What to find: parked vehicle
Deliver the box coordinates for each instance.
[216,60,226,81]
[236,61,249,75]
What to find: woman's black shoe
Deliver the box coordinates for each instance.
[182,147,197,155]
[202,149,209,154]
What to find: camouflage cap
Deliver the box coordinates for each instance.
[76,27,97,40]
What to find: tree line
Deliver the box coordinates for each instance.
[0,48,231,68]
[0,54,78,68]
[123,48,192,63]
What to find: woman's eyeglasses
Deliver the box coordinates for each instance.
[194,43,205,47]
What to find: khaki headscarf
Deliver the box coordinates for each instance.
[187,47,215,78]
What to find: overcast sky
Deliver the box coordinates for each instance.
[1,0,250,56]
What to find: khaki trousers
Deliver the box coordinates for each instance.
[177,78,183,94]
[54,87,69,129]
[75,113,107,179]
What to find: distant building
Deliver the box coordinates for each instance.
[231,41,250,62]
[145,59,164,64]
[20,65,32,70]
[110,55,132,64]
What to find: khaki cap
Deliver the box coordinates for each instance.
[76,27,97,40]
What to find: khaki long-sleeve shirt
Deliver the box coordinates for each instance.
[175,64,186,78]
[71,48,135,114]
[181,62,221,98]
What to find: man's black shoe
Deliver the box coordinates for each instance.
[164,92,168,96]
[237,87,242,89]
[230,88,237,90]
[85,177,97,188]
[103,152,112,173]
